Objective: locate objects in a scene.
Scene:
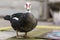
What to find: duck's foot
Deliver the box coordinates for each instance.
[23,35,30,38]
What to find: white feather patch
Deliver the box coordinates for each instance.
[12,17,19,20]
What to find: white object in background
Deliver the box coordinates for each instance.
[53,11,60,25]
[58,11,60,21]
[46,30,60,39]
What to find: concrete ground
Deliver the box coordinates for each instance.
[0,28,52,40]
[0,18,60,40]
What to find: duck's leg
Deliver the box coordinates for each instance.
[23,32,28,38]
[16,30,19,38]
[25,32,27,37]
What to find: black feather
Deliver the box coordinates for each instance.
[4,15,10,20]
[4,13,37,32]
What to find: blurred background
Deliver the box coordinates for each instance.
[0,0,60,40]
[0,0,60,21]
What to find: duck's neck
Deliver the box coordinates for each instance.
[26,9,31,13]
[25,1,31,13]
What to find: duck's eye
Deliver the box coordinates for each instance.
[12,17,19,21]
